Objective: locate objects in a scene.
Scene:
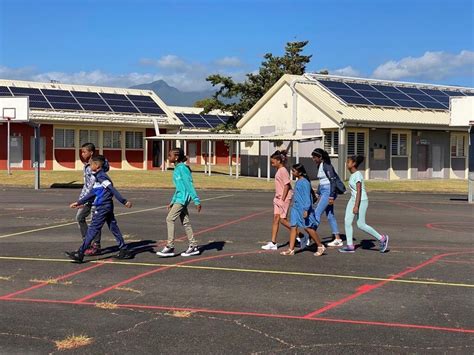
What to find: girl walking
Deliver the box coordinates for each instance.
[311,148,343,247]
[156,148,202,257]
[280,164,326,256]
[339,155,389,253]
[262,150,293,250]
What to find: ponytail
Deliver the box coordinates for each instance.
[270,149,288,164]
[311,148,331,164]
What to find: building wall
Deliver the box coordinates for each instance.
[369,129,390,179]
[0,122,54,170]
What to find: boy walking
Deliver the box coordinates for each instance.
[77,143,109,256]
[66,155,132,263]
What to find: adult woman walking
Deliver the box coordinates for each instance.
[311,148,344,247]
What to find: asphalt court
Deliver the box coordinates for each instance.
[0,187,473,353]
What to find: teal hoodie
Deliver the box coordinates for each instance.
[170,163,201,206]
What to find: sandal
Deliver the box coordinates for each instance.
[280,249,295,256]
[314,245,326,256]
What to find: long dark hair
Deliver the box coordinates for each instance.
[292,163,316,202]
[270,149,288,164]
[311,148,331,164]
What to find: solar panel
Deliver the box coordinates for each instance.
[41,89,72,97]
[184,113,212,128]
[79,104,111,112]
[71,91,102,98]
[216,114,232,124]
[30,101,52,109]
[10,87,43,95]
[176,113,194,128]
[0,86,12,96]
[317,79,473,111]
[126,95,166,115]
[202,114,224,128]
[126,94,155,102]
[49,102,82,110]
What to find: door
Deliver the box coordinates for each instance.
[30,137,46,168]
[432,144,443,178]
[188,142,197,163]
[152,141,161,168]
[417,144,430,179]
[10,136,23,168]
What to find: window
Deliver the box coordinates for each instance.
[54,129,75,148]
[451,134,466,157]
[324,130,339,155]
[125,131,144,149]
[103,130,121,149]
[79,130,99,147]
[391,133,408,156]
[347,131,365,156]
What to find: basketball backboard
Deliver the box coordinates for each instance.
[0,97,29,122]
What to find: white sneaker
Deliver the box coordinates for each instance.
[156,246,175,257]
[261,242,278,250]
[181,246,200,257]
[299,234,309,249]
[327,239,344,247]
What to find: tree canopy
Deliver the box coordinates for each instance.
[197,41,313,128]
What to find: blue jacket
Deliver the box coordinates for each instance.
[79,159,110,202]
[170,163,200,206]
[77,169,127,207]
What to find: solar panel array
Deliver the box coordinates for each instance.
[315,79,474,110]
[175,112,231,129]
[0,85,166,115]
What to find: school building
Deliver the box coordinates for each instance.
[237,73,473,180]
[0,79,232,171]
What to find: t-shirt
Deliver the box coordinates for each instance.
[317,164,330,186]
[348,171,368,200]
[275,167,293,200]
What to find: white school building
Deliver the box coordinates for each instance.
[237,74,473,180]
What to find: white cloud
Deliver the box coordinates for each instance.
[372,50,474,81]
[0,54,247,92]
[214,56,242,67]
[331,66,361,77]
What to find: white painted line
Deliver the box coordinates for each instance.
[0,194,234,239]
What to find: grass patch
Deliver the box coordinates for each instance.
[0,170,468,193]
[55,335,93,351]
[115,287,142,294]
[94,301,118,309]
[30,278,72,285]
[166,310,194,318]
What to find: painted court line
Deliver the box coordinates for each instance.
[303,251,474,319]
[0,262,106,299]
[74,251,262,303]
[2,297,473,334]
[0,255,473,288]
[0,194,234,239]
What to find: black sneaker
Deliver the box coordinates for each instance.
[156,246,175,257]
[116,248,131,259]
[181,246,200,257]
[65,250,84,263]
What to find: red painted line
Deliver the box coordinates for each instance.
[74,251,261,303]
[0,262,106,299]
[426,221,474,233]
[3,297,473,334]
[303,251,474,319]
[73,209,270,303]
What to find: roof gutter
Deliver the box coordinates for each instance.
[290,78,310,135]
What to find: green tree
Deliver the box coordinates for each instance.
[200,41,312,128]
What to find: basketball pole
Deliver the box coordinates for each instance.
[34,124,40,190]
[7,118,11,175]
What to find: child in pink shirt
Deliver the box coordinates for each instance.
[262,150,293,250]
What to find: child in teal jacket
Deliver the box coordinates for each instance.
[156,148,202,257]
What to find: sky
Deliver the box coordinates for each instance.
[0,0,473,91]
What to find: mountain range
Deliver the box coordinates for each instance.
[130,80,215,107]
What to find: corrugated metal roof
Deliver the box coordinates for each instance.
[297,82,451,125]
